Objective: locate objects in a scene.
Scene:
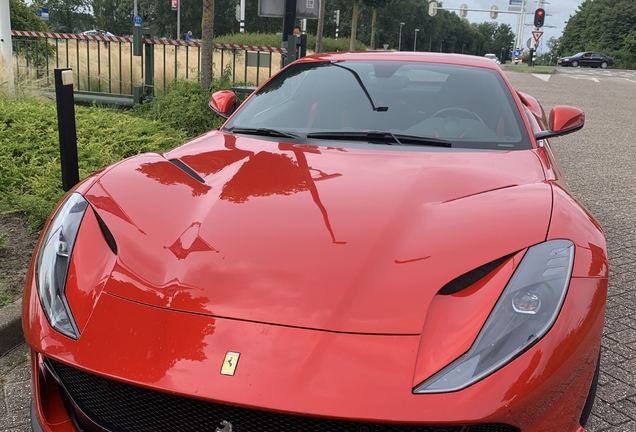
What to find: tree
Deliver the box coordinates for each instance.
[9,0,50,31]
[361,0,390,50]
[200,0,214,89]
[349,0,358,51]
[315,0,326,52]
[545,36,561,59]
[40,0,94,32]
[560,0,636,67]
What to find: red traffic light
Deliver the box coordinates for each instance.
[534,8,545,27]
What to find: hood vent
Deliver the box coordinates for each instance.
[168,159,205,184]
[92,207,118,255]
[438,255,513,295]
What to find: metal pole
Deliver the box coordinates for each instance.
[414,29,419,51]
[0,0,14,95]
[398,22,404,51]
[54,69,79,191]
[240,0,246,33]
[528,0,542,66]
[518,0,528,53]
[281,0,296,66]
[177,0,181,39]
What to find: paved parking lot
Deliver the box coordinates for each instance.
[555,66,636,84]
[1,69,635,431]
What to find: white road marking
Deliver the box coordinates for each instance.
[532,74,551,82]
[566,75,599,83]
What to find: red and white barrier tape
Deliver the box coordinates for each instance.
[10,31,286,53]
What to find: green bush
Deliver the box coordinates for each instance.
[131,76,232,138]
[608,50,636,70]
[216,33,283,48]
[0,98,189,228]
[215,32,367,52]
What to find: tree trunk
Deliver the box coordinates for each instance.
[370,7,377,50]
[315,0,327,52]
[349,0,359,51]
[200,0,215,90]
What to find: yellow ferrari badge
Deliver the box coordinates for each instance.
[220,351,240,376]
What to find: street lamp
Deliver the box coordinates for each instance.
[398,22,405,51]
[414,29,419,51]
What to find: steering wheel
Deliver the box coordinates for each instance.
[432,107,487,126]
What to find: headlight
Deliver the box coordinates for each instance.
[36,193,88,339]
[414,240,574,394]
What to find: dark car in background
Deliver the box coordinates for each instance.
[558,52,614,68]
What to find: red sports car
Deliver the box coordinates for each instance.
[25,52,607,432]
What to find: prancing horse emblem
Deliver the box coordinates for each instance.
[215,420,233,432]
[220,351,240,376]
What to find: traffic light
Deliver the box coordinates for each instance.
[534,8,545,27]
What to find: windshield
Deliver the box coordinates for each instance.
[224,61,531,150]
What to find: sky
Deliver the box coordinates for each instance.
[438,0,583,52]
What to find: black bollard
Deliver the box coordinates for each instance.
[54,68,79,192]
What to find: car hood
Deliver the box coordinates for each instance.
[84,131,552,335]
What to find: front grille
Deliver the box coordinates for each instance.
[46,358,518,432]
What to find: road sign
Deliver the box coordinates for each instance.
[36,7,50,21]
[532,31,544,45]
[133,15,142,25]
[383,44,389,50]
[513,48,521,58]
[526,38,532,49]
[428,1,438,16]
[508,0,521,11]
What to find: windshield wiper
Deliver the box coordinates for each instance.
[226,127,300,139]
[306,131,452,147]
[331,63,388,112]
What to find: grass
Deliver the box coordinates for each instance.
[502,64,557,74]
[0,233,7,250]
[0,292,12,307]
[0,96,190,229]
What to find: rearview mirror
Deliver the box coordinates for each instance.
[209,90,237,119]
[534,105,584,140]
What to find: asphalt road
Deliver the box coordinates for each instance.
[1,69,635,432]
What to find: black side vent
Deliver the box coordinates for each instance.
[92,208,117,255]
[438,255,514,295]
[169,159,205,184]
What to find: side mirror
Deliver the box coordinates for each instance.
[534,105,584,140]
[209,90,237,119]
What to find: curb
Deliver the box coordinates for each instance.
[0,298,24,356]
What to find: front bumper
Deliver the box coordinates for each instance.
[27,278,605,432]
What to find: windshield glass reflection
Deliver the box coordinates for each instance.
[224,61,531,150]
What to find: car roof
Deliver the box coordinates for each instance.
[296,52,502,71]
